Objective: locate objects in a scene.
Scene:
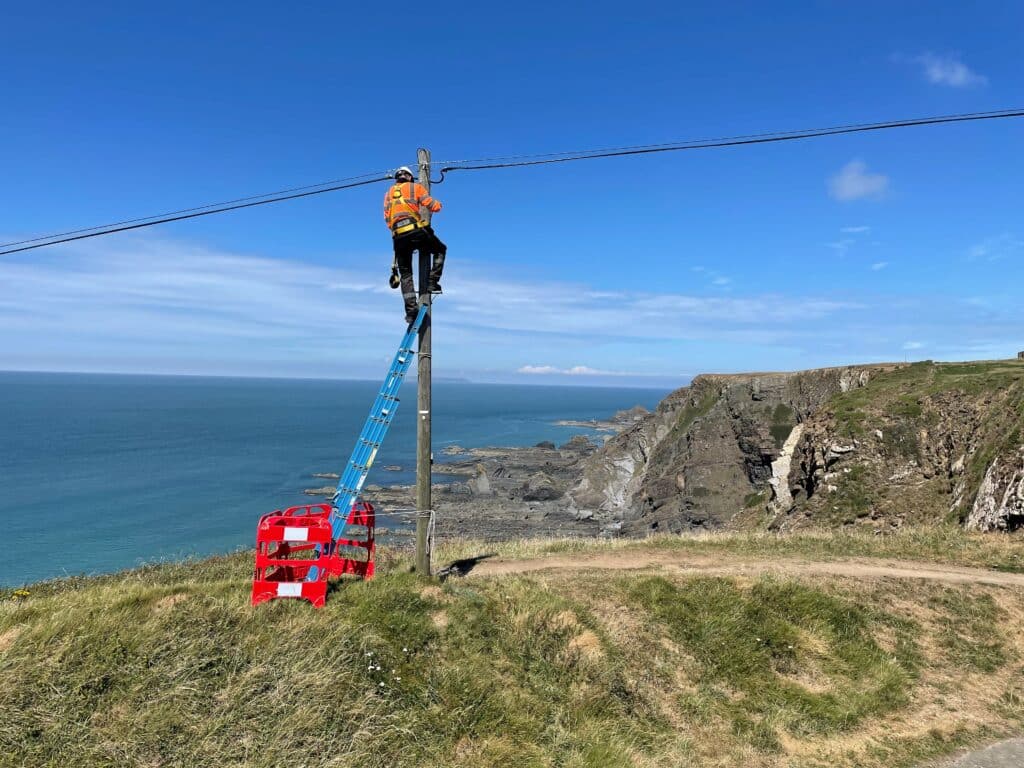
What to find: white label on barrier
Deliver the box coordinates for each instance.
[277,583,303,597]
[282,527,308,542]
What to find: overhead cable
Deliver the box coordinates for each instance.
[5,108,1023,256]
[0,170,391,251]
[433,109,1024,179]
[0,175,391,256]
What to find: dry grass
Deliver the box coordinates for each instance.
[1,533,1023,767]
[434,525,1024,574]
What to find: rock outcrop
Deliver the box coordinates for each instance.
[966,449,1024,531]
[570,365,899,533]
[775,361,1024,531]
[571,359,1024,534]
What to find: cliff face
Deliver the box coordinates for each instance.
[570,364,899,533]
[571,360,1024,534]
[777,361,1024,533]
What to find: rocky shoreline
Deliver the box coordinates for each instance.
[302,359,1024,544]
[303,406,650,542]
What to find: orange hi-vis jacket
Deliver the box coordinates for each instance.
[383,182,442,234]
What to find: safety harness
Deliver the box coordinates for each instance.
[386,182,429,237]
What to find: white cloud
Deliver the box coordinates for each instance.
[828,160,890,202]
[841,226,871,234]
[4,234,1022,379]
[826,238,855,255]
[692,264,733,288]
[518,364,629,376]
[967,233,1023,262]
[903,341,924,350]
[916,53,987,88]
[0,237,871,378]
[691,265,732,288]
[870,262,889,271]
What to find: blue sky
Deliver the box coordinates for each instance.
[1,1,1022,387]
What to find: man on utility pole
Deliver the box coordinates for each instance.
[384,166,446,324]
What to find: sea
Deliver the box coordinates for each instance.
[0,372,668,586]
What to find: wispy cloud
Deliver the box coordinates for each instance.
[968,233,1023,262]
[2,235,1022,379]
[841,226,871,234]
[826,238,855,256]
[828,160,889,202]
[870,261,889,271]
[903,341,924,350]
[518,364,630,376]
[690,265,732,288]
[915,53,987,88]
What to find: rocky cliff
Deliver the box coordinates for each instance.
[570,359,1024,534]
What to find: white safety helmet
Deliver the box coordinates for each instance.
[394,166,414,179]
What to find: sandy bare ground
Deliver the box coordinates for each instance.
[467,550,1024,588]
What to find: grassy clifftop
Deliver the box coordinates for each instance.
[779,359,1024,531]
[3,532,1024,768]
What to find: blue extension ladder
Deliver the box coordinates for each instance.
[305,305,428,584]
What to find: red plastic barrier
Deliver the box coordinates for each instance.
[251,501,376,608]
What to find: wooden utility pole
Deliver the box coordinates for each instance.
[415,147,432,575]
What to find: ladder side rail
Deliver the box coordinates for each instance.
[331,325,418,505]
[327,305,431,541]
[327,313,426,541]
[333,381,398,501]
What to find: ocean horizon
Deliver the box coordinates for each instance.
[0,371,668,586]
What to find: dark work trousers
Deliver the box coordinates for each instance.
[393,226,447,320]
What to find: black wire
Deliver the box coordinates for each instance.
[0,170,390,249]
[6,108,1022,256]
[433,108,1021,168]
[0,176,390,256]
[438,109,1024,175]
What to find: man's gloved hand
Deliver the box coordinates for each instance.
[389,265,400,289]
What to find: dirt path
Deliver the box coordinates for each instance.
[468,550,1024,587]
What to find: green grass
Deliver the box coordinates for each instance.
[0,561,658,768]
[928,588,1008,673]
[745,490,770,508]
[629,577,913,743]
[827,465,873,524]
[2,532,1024,767]
[827,359,1024,439]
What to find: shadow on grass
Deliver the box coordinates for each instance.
[436,553,498,580]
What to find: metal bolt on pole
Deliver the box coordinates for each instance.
[415,147,433,576]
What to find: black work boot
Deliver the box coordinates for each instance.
[428,250,445,294]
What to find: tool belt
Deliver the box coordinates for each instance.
[391,217,429,237]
